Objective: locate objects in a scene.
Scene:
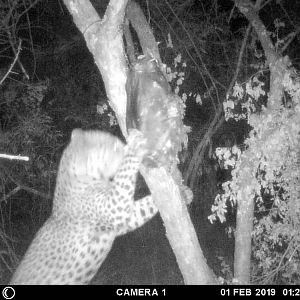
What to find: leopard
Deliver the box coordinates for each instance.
[10,128,158,285]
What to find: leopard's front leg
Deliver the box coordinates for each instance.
[103,129,148,229]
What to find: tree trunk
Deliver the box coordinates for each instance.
[232,0,291,284]
[145,167,216,284]
[62,0,217,284]
[234,167,255,284]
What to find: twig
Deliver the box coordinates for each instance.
[254,236,299,284]
[185,7,252,188]
[280,28,300,54]
[18,185,51,200]
[0,153,29,161]
[260,0,272,10]
[163,0,223,108]
[0,186,21,203]
[227,24,252,97]
[0,176,52,203]
[16,0,40,24]
[4,19,29,80]
[228,2,236,23]
[0,39,21,85]
[23,0,36,79]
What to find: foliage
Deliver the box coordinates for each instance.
[0,80,62,189]
[210,63,300,283]
[0,79,64,281]
[217,254,233,284]
[41,43,121,135]
[0,0,298,284]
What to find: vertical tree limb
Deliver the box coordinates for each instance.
[63,0,129,135]
[232,0,291,283]
[126,1,161,62]
[63,0,217,284]
[145,167,216,284]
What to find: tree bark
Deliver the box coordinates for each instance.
[145,167,216,284]
[63,0,129,135]
[126,1,161,62]
[63,0,217,284]
[233,165,256,284]
[232,0,291,284]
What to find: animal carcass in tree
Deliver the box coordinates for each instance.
[126,55,188,168]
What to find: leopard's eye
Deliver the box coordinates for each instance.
[11,129,158,285]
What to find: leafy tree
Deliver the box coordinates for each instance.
[0,0,299,285]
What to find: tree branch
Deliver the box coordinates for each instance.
[0,153,29,161]
[0,39,21,85]
[126,1,161,62]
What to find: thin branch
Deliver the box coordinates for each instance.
[1,1,31,80]
[162,0,222,108]
[0,186,21,203]
[22,0,36,79]
[151,1,226,115]
[5,27,29,80]
[0,153,29,161]
[280,28,300,54]
[18,185,51,200]
[0,39,21,85]
[278,1,297,29]
[1,175,52,203]
[253,236,300,284]
[260,0,272,10]
[15,0,40,24]
[228,2,236,23]
[185,10,252,188]
[227,23,252,96]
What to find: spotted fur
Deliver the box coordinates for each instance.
[10,129,158,285]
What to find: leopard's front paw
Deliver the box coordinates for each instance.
[127,129,147,158]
